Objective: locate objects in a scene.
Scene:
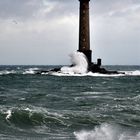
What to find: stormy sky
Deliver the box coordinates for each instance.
[0,0,140,65]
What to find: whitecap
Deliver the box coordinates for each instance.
[24,108,32,112]
[0,70,16,75]
[74,123,140,140]
[18,97,26,101]
[23,69,35,74]
[23,67,39,74]
[5,110,12,120]
[74,124,117,140]
[123,70,140,76]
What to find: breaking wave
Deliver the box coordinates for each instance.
[61,52,88,74]
[74,123,140,140]
[0,106,66,128]
[0,70,16,75]
[23,68,39,74]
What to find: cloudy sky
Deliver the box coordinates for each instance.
[0,0,140,65]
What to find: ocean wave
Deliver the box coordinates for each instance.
[132,95,140,101]
[0,67,40,75]
[0,70,16,75]
[61,52,88,74]
[114,95,140,102]
[74,123,140,140]
[1,106,66,128]
[23,68,39,74]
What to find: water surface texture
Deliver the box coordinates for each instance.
[0,65,140,140]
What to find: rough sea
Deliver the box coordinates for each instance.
[0,65,140,140]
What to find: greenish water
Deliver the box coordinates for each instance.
[0,65,140,140]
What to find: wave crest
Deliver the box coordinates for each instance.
[61,52,88,74]
[3,107,66,127]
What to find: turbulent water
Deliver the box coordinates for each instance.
[0,65,140,140]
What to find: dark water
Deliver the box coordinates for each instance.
[0,65,140,140]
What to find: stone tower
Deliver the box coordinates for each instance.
[78,0,92,64]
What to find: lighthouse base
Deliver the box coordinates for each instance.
[88,62,120,74]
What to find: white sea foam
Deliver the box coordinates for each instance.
[86,72,124,77]
[61,52,88,74]
[0,70,16,75]
[51,70,140,77]
[23,68,39,74]
[74,123,140,140]
[24,108,32,112]
[124,70,140,76]
[5,110,12,120]
[83,70,140,77]
[23,106,64,118]
[50,71,123,77]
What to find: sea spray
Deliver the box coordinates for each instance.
[74,123,140,140]
[61,52,88,74]
[74,124,118,140]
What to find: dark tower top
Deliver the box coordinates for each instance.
[78,0,92,64]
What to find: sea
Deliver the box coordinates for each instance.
[0,65,140,140]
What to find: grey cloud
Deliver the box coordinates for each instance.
[92,0,140,16]
[0,0,140,20]
[0,0,78,20]
[0,0,46,20]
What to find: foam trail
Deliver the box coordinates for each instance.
[61,52,88,74]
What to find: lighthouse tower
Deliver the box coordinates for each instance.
[78,0,92,64]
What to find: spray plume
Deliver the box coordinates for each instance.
[61,51,88,74]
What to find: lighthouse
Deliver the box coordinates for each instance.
[77,0,120,74]
[36,0,120,75]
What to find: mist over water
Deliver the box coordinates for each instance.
[0,65,140,139]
